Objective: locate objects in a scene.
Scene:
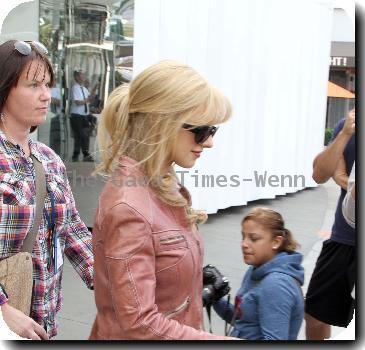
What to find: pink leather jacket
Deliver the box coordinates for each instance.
[89,157,232,340]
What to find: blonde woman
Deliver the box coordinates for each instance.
[213,207,304,340]
[89,61,236,340]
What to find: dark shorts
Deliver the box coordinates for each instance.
[305,239,355,327]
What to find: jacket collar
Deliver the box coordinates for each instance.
[118,155,144,173]
[117,156,193,226]
[118,156,191,200]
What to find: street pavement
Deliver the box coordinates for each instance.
[54,179,349,340]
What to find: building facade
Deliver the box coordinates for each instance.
[1,0,342,227]
[327,3,355,129]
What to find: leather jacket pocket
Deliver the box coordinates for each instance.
[154,231,194,304]
[155,231,190,273]
[157,231,188,252]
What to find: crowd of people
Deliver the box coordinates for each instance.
[0,40,356,341]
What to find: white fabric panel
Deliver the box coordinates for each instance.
[134,0,334,214]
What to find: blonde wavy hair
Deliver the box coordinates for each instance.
[96,60,232,225]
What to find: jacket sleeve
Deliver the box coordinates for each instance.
[100,203,234,340]
[257,275,300,340]
[213,297,234,323]
[63,173,94,289]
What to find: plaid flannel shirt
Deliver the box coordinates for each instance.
[0,130,94,338]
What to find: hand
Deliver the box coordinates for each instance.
[332,156,348,190]
[213,279,231,302]
[1,303,49,340]
[342,109,355,136]
[203,264,217,285]
[202,264,231,304]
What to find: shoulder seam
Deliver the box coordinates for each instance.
[101,201,153,229]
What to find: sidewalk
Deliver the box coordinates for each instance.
[298,179,345,340]
[54,179,349,340]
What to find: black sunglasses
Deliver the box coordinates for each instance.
[183,124,218,144]
[14,40,48,56]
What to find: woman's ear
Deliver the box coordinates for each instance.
[272,235,284,250]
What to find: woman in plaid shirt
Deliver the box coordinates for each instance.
[0,40,94,339]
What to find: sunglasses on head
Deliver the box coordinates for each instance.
[14,40,48,56]
[182,124,218,144]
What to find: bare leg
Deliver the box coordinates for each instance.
[305,313,331,340]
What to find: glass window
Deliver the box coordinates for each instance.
[38,0,134,162]
[37,0,134,226]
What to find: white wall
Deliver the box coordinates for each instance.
[332,8,355,42]
[134,0,334,213]
[0,0,335,215]
[333,0,355,33]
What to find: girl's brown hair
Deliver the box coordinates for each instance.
[242,207,299,252]
[0,40,55,133]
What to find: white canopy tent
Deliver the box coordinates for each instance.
[135,0,334,213]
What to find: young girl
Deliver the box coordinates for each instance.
[214,207,304,340]
[90,60,237,340]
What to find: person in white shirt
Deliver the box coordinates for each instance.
[70,70,94,162]
[51,85,61,115]
[50,84,62,154]
[342,162,355,301]
[342,162,355,229]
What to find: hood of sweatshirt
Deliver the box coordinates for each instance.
[250,251,304,285]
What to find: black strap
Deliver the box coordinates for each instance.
[80,86,88,113]
[206,304,213,333]
[227,294,240,336]
[224,294,231,336]
[44,191,57,272]
[21,155,46,253]
[206,293,232,335]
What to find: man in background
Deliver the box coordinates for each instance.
[70,70,94,162]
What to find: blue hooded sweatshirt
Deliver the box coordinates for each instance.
[213,251,304,340]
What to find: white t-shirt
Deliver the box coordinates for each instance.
[342,162,355,228]
[70,83,90,115]
[51,86,61,114]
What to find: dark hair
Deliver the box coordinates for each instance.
[242,207,299,252]
[0,40,55,133]
[73,70,82,79]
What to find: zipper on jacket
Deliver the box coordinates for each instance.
[163,296,190,319]
[160,234,185,245]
